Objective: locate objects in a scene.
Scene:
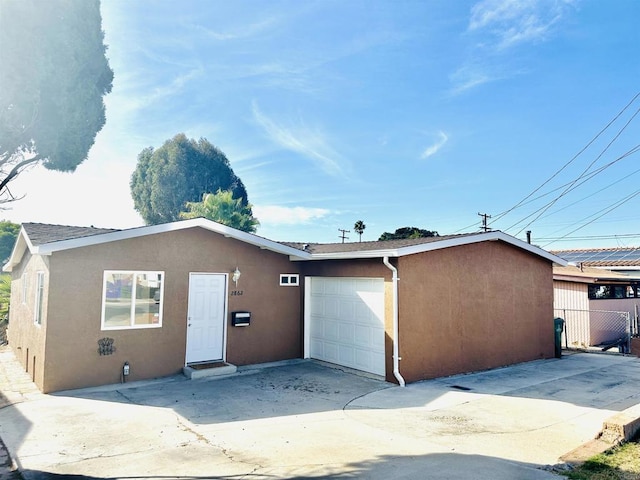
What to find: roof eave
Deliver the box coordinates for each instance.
[33,218,313,259]
[3,226,40,273]
[293,231,567,264]
[295,248,402,261]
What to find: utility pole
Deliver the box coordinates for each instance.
[478,212,492,232]
[338,228,350,243]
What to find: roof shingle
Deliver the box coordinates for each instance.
[22,223,120,247]
[284,233,477,254]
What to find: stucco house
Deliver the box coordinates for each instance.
[5,219,565,392]
[553,264,640,349]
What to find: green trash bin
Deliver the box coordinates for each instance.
[554,317,565,358]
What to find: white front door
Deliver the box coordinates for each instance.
[186,273,226,364]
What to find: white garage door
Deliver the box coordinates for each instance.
[306,277,386,376]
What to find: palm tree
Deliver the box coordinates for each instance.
[354,220,366,242]
[180,189,260,233]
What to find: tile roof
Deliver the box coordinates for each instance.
[22,223,120,247]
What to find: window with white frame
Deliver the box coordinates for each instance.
[34,271,44,325]
[279,274,299,286]
[101,271,164,330]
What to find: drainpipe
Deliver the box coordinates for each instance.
[383,256,405,387]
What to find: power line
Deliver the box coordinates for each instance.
[491,90,640,226]
[541,188,640,248]
[536,233,640,242]
[536,157,640,223]
[338,228,350,243]
[499,144,640,233]
[478,212,491,232]
[509,145,640,231]
[513,105,640,236]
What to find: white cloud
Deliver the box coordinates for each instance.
[449,69,492,95]
[114,67,203,116]
[450,0,576,94]
[469,0,576,50]
[190,16,281,42]
[253,205,330,225]
[421,131,449,159]
[251,102,347,177]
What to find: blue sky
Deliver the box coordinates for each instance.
[5,0,640,249]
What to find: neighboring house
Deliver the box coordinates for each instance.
[552,247,640,277]
[4,219,565,393]
[553,264,640,348]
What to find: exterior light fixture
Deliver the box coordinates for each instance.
[232,267,241,287]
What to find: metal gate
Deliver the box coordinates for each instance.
[554,308,632,353]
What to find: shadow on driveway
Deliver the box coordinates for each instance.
[56,361,394,425]
[20,452,561,480]
[56,352,640,427]
[4,352,640,480]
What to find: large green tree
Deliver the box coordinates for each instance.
[130,134,249,225]
[181,190,259,233]
[379,227,439,241]
[0,220,20,265]
[0,0,113,202]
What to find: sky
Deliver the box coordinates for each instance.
[4,0,640,249]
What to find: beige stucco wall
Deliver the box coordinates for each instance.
[30,227,301,392]
[300,244,554,385]
[7,251,50,390]
[10,230,556,391]
[396,241,554,383]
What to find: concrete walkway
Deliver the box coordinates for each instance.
[1,346,640,479]
[0,347,41,480]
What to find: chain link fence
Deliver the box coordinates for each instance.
[554,308,631,353]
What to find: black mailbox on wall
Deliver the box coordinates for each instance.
[231,311,251,327]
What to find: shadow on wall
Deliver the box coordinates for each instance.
[20,452,561,479]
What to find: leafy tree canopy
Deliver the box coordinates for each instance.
[378,227,439,241]
[180,190,259,233]
[0,221,20,265]
[130,134,249,225]
[0,0,113,202]
[0,274,10,318]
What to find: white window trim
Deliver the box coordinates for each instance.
[34,271,44,326]
[279,274,300,287]
[101,270,164,331]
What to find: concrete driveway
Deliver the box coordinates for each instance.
[1,350,640,479]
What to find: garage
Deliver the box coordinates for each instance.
[304,277,386,376]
